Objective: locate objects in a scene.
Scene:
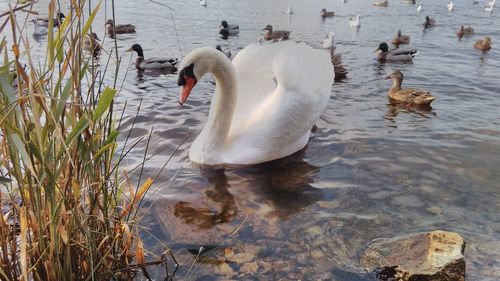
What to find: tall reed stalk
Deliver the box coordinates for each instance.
[0,0,161,279]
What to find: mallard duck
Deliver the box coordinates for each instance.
[320,8,335,17]
[263,25,290,41]
[376,42,417,63]
[215,45,232,59]
[373,1,389,7]
[30,19,48,35]
[349,15,361,27]
[456,26,474,38]
[392,30,411,47]
[35,12,65,28]
[385,70,436,106]
[474,37,492,52]
[127,44,178,71]
[105,19,136,35]
[83,32,101,56]
[219,20,239,39]
[423,16,435,28]
[447,0,455,12]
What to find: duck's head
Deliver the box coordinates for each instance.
[126,44,144,57]
[385,70,404,81]
[220,20,228,28]
[485,36,492,43]
[105,19,114,27]
[397,30,402,37]
[321,8,327,13]
[177,47,224,105]
[263,24,273,32]
[90,32,100,40]
[57,12,66,21]
[375,42,389,53]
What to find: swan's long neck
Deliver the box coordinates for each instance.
[198,54,237,153]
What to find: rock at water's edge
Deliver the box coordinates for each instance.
[360,230,465,281]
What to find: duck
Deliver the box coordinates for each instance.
[447,0,455,12]
[176,41,334,165]
[472,0,479,4]
[474,37,492,52]
[320,8,335,18]
[385,70,435,106]
[263,25,290,41]
[83,32,101,56]
[215,45,232,59]
[349,15,361,27]
[30,19,48,35]
[200,0,207,7]
[286,4,294,15]
[417,2,423,12]
[34,12,65,28]
[373,1,389,7]
[322,33,348,81]
[404,0,416,3]
[219,20,239,39]
[423,16,435,28]
[376,42,417,63]
[127,44,178,71]
[105,19,136,35]
[456,26,474,38]
[391,30,411,47]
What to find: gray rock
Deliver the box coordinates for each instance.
[360,230,465,281]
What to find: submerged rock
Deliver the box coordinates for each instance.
[360,230,465,281]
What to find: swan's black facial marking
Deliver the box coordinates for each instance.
[177,63,196,86]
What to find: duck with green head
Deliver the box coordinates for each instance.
[376,42,417,63]
[127,44,178,71]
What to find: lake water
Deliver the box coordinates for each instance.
[2,0,500,279]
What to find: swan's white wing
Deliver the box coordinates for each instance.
[224,41,334,164]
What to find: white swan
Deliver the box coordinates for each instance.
[177,41,334,165]
[349,15,361,27]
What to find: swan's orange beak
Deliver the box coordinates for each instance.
[179,76,196,105]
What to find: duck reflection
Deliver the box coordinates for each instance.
[384,102,436,123]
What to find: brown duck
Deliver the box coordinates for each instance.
[385,70,436,106]
[391,30,411,47]
[474,37,492,52]
[456,26,474,38]
[105,19,136,35]
[263,24,290,41]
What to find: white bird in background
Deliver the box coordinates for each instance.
[286,4,294,15]
[349,15,361,27]
[485,0,495,11]
[417,2,423,12]
[200,0,207,7]
[447,0,455,12]
[322,32,336,49]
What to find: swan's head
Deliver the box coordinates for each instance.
[177,47,222,105]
